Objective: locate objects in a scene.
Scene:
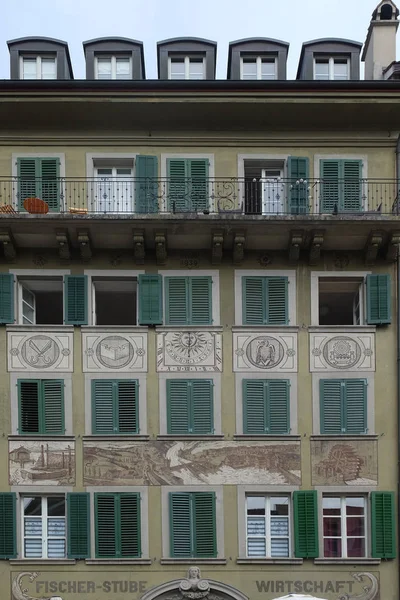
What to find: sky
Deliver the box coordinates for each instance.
[0,0,397,80]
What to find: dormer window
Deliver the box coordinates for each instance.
[168,55,205,80]
[95,55,131,80]
[20,55,56,80]
[240,56,277,80]
[314,56,349,80]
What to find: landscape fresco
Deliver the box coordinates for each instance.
[311,439,378,486]
[9,441,75,485]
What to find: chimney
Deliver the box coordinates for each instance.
[362,1,399,79]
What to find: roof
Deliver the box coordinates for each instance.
[227,37,289,77]
[6,36,74,78]
[297,38,363,79]
[157,37,217,78]
[82,37,145,78]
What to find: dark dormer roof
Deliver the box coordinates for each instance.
[7,36,73,78]
[227,37,289,78]
[296,38,363,79]
[157,37,217,78]
[82,37,145,78]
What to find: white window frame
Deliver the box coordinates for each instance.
[168,55,205,80]
[245,493,291,558]
[240,56,277,80]
[234,269,296,326]
[20,55,57,80]
[158,269,220,327]
[313,56,350,80]
[85,153,137,212]
[321,493,368,559]
[238,154,290,215]
[160,153,215,212]
[94,55,132,80]
[21,494,66,559]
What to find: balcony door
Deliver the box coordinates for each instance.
[95,167,133,213]
[261,169,284,215]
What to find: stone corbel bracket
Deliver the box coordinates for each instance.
[133,230,145,265]
[55,229,71,260]
[233,231,245,264]
[77,229,92,261]
[365,230,384,265]
[309,230,324,265]
[386,230,400,261]
[289,230,304,262]
[211,230,224,265]
[0,229,16,261]
[155,231,167,265]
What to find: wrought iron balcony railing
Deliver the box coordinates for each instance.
[0,177,399,216]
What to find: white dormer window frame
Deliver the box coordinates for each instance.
[313,56,350,81]
[94,55,132,80]
[168,55,205,80]
[240,55,277,80]
[20,55,57,80]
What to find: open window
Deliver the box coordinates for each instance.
[18,277,63,325]
[243,159,285,215]
[92,277,137,326]
[318,277,364,325]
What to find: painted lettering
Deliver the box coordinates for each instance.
[103,581,111,592]
[130,581,138,593]
[49,582,59,593]
[87,581,96,593]
[255,580,357,595]
[256,581,271,593]
[275,582,284,594]
[336,581,346,593]
[314,581,324,593]
[284,581,293,593]
[140,581,147,592]
[67,581,77,593]
[325,582,335,593]
[294,581,303,593]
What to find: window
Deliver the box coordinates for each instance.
[167,158,209,212]
[169,56,205,80]
[165,276,212,325]
[243,379,290,434]
[21,56,56,80]
[246,495,290,557]
[95,56,131,80]
[169,492,216,557]
[23,496,66,558]
[92,379,139,434]
[91,277,137,326]
[242,276,288,325]
[322,496,366,558]
[320,379,367,434]
[17,157,61,212]
[95,493,141,558]
[95,166,133,212]
[320,159,362,213]
[241,56,277,80]
[167,379,213,434]
[314,57,349,80]
[18,277,63,325]
[18,379,64,435]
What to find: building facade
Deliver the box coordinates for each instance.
[0,2,399,600]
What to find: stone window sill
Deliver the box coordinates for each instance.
[234,434,301,441]
[232,325,299,332]
[86,558,152,565]
[10,559,76,565]
[83,435,150,442]
[310,434,378,441]
[314,558,381,565]
[9,435,75,442]
[157,435,225,441]
[160,558,227,565]
[237,557,303,565]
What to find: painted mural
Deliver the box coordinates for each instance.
[310,332,375,372]
[157,330,222,372]
[9,441,75,485]
[233,331,297,372]
[83,440,301,486]
[311,439,377,486]
[82,329,147,372]
[8,330,73,372]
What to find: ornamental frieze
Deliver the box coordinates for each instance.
[157,330,222,372]
[82,329,147,372]
[233,331,297,372]
[310,331,375,372]
[7,330,73,372]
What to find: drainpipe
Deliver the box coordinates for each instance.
[396,135,400,573]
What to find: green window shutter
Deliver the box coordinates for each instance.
[293,490,319,558]
[95,493,117,558]
[366,274,391,325]
[320,159,340,213]
[117,380,139,434]
[267,277,288,325]
[138,274,163,325]
[42,379,64,434]
[170,492,192,557]
[192,380,214,434]
[39,158,60,211]
[342,160,362,212]
[0,273,14,324]
[320,379,342,434]
[188,159,209,212]
[119,493,141,558]
[92,380,115,434]
[190,277,212,325]
[243,379,266,434]
[371,491,396,558]
[64,275,88,325]
[18,380,40,434]
[168,159,188,212]
[165,277,189,325]
[344,379,367,434]
[135,155,159,213]
[67,493,90,559]
[193,492,216,557]
[268,380,290,434]
[288,156,309,214]
[17,158,38,211]
[242,277,265,325]
[167,380,190,434]
[0,493,16,559]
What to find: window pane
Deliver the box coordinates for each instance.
[24,497,41,516]
[97,168,113,176]
[347,537,365,557]
[116,168,132,176]
[22,58,37,80]
[271,497,289,516]
[116,57,131,79]
[170,58,185,80]
[41,58,56,79]
[346,516,365,537]
[247,516,265,536]
[322,497,340,513]
[97,58,112,79]
[270,517,289,536]
[324,537,342,557]
[346,497,365,514]
[247,496,265,514]
[48,518,65,536]
[188,58,204,80]
[261,59,276,80]
[242,59,257,80]
[48,538,66,558]
[271,538,289,557]
[323,516,341,536]
[25,539,42,558]
[247,537,266,556]
[315,59,329,80]
[47,497,65,516]
[24,517,42,536]
[334,59,349,80]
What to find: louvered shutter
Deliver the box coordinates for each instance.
[95,494,117,558]
[0,493,16,559]
[18,380,40,434]
[120,493,141,558]
[320,379,342,434]
[135,155,159,213]
[288,156,309,214]
[17,158,38,211]
[268,380,290,434]
[267,277,288,325]
[192,380,214,434]
[243,379,266,434]
[188,159,209,212]
[366,274,391,325]
[320,159,340,213]
[0,273,14,324]
[92,380,115,434]
[167,159,188,212]
[42,379,64,434]
[117,380,138,434]
[39,158,60,211]
[170,492,192,557]
[344,379,367,434]
[193,492,216,557]
[371,491,396,558]
[190,277,212,325]
[64,275,88,325]
[138,274,163,325]
[167,380,190,434]
[342,160,362,212]
[293,490,319,558]
[67,493,90,559]
[165,277,189,325]
[242,277,265,325]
